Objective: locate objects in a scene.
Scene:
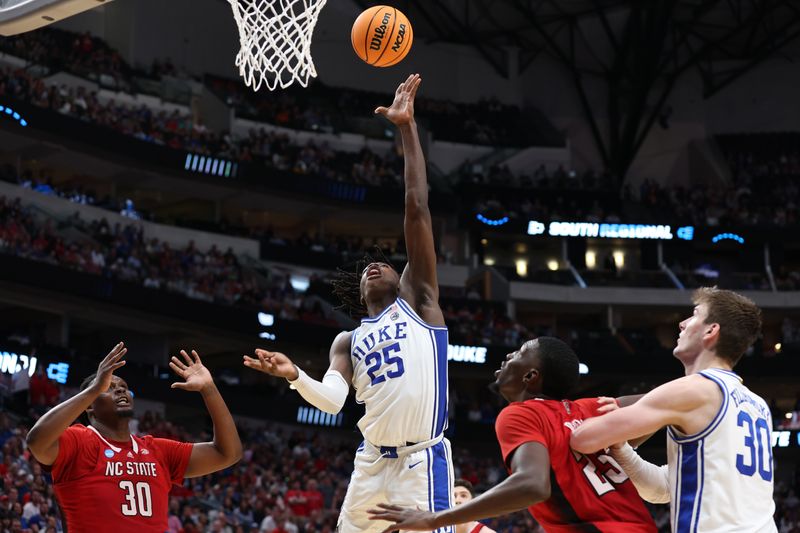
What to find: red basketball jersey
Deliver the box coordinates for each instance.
[495,398,657,533]
[49,424,193,533]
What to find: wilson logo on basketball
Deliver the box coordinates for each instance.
[370,13,392,51]
[392,24,407,52]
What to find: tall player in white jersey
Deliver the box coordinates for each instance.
[571,287,776,533]
[243,74,453,533]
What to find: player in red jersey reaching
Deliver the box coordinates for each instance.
[368,337,657,533]
[25,342,242,533]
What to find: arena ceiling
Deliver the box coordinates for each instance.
[351,0,800,181]
[360,0,800,91]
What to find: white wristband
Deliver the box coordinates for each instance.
[287,367,349,414]
[611,443,671,504]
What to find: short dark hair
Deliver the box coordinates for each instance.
[453,479,474,496]
[693,287,762,366]
[532,336,580,399]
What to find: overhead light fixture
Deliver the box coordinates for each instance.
[585,251,597,269]
[515,259,528,277]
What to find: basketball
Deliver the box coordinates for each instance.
[351,5,413,67]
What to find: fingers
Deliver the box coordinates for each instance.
[596,396,619,414]
[408,76,421,98]
[170,356,187,373]
[171,382,189,390]
[110,360,126,371]
[179,349,193,367]
[377,504,403,511]
[257,351,273,368]
[375,106,388,115]
[191,349,201,364]
[402,73,420,94]
[169,361,185,376]
[103,342,125,362]
[243,355,276,373]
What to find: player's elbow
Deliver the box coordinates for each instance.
[404,191,429,214]
[25,427,44,455]
[569,429,601,455]
[521,474,550,506]
[217,441,243,468]
[25,427,54,463]
[230,440,244,464]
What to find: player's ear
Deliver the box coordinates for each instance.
[522,368,539,384]
[704,322,720,345]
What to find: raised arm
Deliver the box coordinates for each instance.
[169,350,242,478]
[26,342,127,465]
[368,442,551,531]
[243,331,353,414]
[375,74,442,324]
[571,374,721,454]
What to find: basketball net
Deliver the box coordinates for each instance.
[227,0,327,91]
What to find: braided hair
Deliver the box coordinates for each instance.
[331,247,398,319]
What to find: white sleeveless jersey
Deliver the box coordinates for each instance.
[350,298,449,446]
[667,369,777,533]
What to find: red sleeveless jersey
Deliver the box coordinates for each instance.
[495,398,657,533]
[49,424,193,533]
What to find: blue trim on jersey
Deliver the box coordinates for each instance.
[707,368,742,382]
[668,372,730,444]
[672,445,681,532]
[350,328,360,367]
[360,301,396,323]
[429,330,439,439]
[426,447,434,520]
[696,440,705,533]
[396,298,448,331]
[676,440,703,533]
[433,329,449,437]
[430,441,452,533]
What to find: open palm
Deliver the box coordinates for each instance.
[375,73,421,125]
[170,350,213,392]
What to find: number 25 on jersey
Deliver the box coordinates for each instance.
[365,342,405,386]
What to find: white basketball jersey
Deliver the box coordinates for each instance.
[350,298,449,446]
[666,369,777,533]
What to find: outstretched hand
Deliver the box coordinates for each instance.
[169,350,214,392]
[243,349,299,380]
[367,503,438,532]
[89,342,128,393]
[375,73,421,125]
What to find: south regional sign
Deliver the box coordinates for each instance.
[527,220,694,241]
